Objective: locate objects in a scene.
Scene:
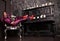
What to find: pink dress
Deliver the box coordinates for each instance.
[2,14,28,26]
[2,15,23,26]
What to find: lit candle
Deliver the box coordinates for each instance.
[42,4,45,7]
[33,17,36,19]
[49,2,52,5]
[45,3,48,6]
[37,16,39,19]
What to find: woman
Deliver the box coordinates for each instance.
[2,12,28,26]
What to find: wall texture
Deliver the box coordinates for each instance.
[12,0,54,10]
[0,0,11,17]
[0,0,5,18]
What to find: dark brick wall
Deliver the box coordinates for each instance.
[0,0,11,17]
[54,0,60,32]
[0,0,5,18]
[6,0,11,14]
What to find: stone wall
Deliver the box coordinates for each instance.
[0,0,5,18]
[0,0,11,18]
[54,0,60,32]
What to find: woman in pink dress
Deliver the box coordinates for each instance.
[2,12,28,26]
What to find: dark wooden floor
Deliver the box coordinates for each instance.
[0,36,60,41]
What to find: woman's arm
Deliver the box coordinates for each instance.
[3,14,28,26]
[10,15,28,26]
[4,18,11,24]
[11,19,20,25]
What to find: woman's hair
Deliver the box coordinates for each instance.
[3,12,11,18]
[3,12,7,18]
